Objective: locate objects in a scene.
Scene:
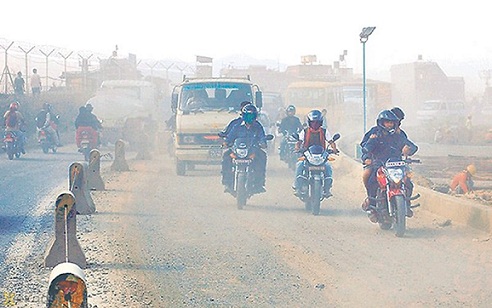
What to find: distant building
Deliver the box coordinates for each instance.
[390,55,465,124]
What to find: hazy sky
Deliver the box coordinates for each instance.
[3,1,492,85]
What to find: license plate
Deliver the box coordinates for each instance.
[234,159,251,164]
[208,148,222,158]
[309,166,325,171]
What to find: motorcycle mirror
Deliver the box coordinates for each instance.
[332,133,341,142]
[265,134,274,141]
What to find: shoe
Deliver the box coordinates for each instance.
[252,186,266,194]
[224,186,233,194]
[361,198,371,211]
[406,207,414,218]
[21,148,26,154]
[57,143,63,147]
[368,210,378,223]
[323,190,333,198]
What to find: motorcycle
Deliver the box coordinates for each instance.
[227,134,274,209]
[76,126,98,161]
[37,127,57,154]
[369,157,421,237]
[3,130,22,160]
[293,133,340,215]
[279,130,300,171]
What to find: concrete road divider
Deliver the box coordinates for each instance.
[44,192,86,268]
[69,162,96,215]
[87,149,105,190]
[111,139,130,171]
[47,262,88,307]
[135,132,152,160]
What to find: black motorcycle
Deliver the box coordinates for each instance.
[227,135,274,209]
[279,130,299,170]
[293,133,340,215]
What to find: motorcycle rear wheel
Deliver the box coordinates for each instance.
[6,143,14,160]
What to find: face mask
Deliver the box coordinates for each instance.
[243,113,256,124]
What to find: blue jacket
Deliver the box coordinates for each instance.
[225,120,267,147]
[360,126,418,163]
[221,117,242,137]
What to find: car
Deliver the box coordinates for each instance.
[416,100,467,123]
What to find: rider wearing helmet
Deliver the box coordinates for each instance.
[277,105,303,160]
[3,102,26,153]
[36,102,61,146]
[222,104,268,194]
[360,109,418,222]
[219,101,252,138]
[292,109,338,198]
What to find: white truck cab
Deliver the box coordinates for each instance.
[170,77,263,175]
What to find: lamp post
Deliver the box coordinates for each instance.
[360,26,376,134]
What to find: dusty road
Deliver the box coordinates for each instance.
[78,150,492,307]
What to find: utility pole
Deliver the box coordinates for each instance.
[58,51,73,86]
[78,54,93,93]
[0,41,15,94]
[19,45,35,93]
[40,48,55,91]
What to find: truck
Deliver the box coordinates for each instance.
[170,76,263,175]
[85,79,160,147]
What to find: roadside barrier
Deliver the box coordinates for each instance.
[135,132,152,160]
[87,149,105,190]
[46,262,88,307]
[69,162,96,215]
[44,192,86,268]
[111,139,130,171]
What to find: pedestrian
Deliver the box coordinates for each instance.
[31,68,42,96]
[449,164,476,194]
[14,71,25,97]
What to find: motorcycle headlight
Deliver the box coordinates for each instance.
[307,154,325,166]
[235,148,248,158]
[387,168,404,184]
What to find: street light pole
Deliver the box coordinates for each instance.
[360,26,376,134]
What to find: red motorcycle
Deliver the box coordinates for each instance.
[76,126,98,161]
[369,157,421,237]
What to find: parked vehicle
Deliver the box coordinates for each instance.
[416,100,466,124]
[3,130,22,160]
[227,134,273,209]
[294,133,340,215]
[369,157,421,237]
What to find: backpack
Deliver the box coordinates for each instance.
[36,110,48,128]
[6,111,18,128]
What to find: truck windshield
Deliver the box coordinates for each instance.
[180,82,253,111]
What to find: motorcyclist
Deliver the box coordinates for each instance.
[75,105,101,148]
[36,102,61,146]
[3,102,26,154]
[292,109,338,198]
[222,104,268,194]
[360,109,418,222]
[218,101,252,138]
[277,105,303,160]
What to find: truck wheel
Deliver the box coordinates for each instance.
[176,159,186,176]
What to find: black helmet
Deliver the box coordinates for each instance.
[85,103,93,112]
[376,109,399,134]
[239,101,252,114]
[286,105,296,115]
[307,109,323,130]
[242,104,258,124]
[390,107,405,121]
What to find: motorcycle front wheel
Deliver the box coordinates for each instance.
[393,195,407,237]
[311,180,322,216]
[236,173,247,209]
